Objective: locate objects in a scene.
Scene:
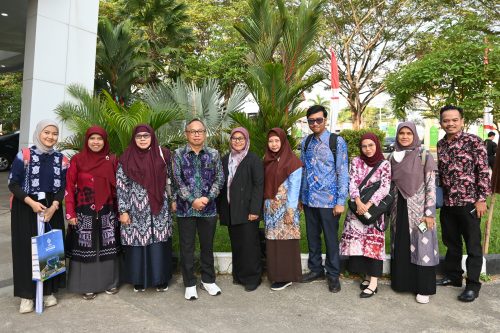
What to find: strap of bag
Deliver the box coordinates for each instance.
[158,146,172,196]
[358,160,383,191]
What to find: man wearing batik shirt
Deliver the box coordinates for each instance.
[173,119,224,301]
[436,105,491,302]
[300,105,349,293]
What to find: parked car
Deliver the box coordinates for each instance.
[0,132,20,171]
[383,136,396,153]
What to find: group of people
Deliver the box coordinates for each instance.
[9,104,492,314]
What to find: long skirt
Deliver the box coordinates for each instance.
[347,256,383,278]
[11,195,66,299]
[266,239,302,283]
[228,222,262,287]
[121,239,172,288]
[391,196,436,295]
[67,257,119,293]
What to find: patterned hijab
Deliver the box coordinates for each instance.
[78,126,116,211]
[391,122,436,199]
[227,127,250,202]
[263,128,303,199]
[32,119,59,154]
[359,133,385,167]
[119,124,169,215]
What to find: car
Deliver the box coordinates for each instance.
[383,136,396,153]
[0,132,20,171]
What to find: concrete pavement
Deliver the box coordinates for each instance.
[1,171,499,333]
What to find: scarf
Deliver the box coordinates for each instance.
[391,122,436,199]
[119,124,169,215]
[263,128,303,199]
[359,132,385,167]
[227,127,250,203]
[32,119,59,154]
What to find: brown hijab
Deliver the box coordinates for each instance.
[359,132,385,167]
[263,128,303,199]
[119,124,169,215]
[391,122,436,199]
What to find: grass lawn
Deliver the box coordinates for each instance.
[172,194,500,255]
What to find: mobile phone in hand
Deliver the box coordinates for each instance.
[417,221,428,233]
[469,208,477,218]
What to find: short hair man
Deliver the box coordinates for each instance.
[436,105,491,302]
[485,131,497,170]
[173,119,225,300]
[300,105,349,292]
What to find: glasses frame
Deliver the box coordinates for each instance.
[307,117,324,125]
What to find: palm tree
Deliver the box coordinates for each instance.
[142,78,249,155]
[95,18,153,105]
[232,0,325,157]
[55,84,181,155]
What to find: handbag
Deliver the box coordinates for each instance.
[348,161,394,227]
[31,226,66,282]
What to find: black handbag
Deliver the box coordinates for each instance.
[348,161,394,228]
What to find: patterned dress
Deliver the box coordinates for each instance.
[340,157,391,271]
[116,162,173,287]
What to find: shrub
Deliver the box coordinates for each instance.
[339,128,386,159]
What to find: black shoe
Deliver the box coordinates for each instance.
[233,278,242,285]
[244,283,260,292]
[436,277,462,287]
[156,283,169,292]
[301,271,325,283]
[270,282,292,291]
[327,276,341,293]
[458,289,478,302]
[359,279,370,291]
[360,287,377,298]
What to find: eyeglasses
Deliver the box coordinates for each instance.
[186,129,206,135]
[361,143,376,149]
[230,136,246,143]
[307,117,324,125]
[135,134,151,140]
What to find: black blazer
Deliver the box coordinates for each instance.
[216,151,264,226]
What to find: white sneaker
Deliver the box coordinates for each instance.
[43,294,58,307]
[200,281,222,296]
[19,298,34,314]
[185,286,198,300]
[416,294,430,304]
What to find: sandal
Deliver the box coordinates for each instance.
[360,287,377,298]
[82,293,97,300]
[359,279,370,291]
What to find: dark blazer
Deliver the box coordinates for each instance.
[217,151,264,226]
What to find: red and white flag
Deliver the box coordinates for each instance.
[329,47,340,132]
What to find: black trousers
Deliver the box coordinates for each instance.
[303,205,341,278]
[228,222,262,287]
[178,216,217,287]
[440,204,483,292]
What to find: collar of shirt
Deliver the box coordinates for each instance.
[185,144,206,155]
[315,129,331,144]
[443,131,464,146]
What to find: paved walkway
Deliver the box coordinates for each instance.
[1,171,499,332]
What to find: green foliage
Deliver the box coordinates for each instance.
[0,72,22,132]
[232,0,325,157]
[338,129,386,159]
[386,14,499,127]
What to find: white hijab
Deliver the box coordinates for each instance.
[32,119,59,154]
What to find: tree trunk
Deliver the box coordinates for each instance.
[351,106,361,130]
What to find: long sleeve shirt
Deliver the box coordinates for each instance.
[173,144,224,217]
[437,132,491,206]
[300,130,349,208]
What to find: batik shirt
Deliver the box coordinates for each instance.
[437,132,491,206]
[173,144,224,217]
[300,130,349,208]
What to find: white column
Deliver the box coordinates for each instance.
[19,0,99,148]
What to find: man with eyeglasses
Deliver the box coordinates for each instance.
[300,105,349,293]
[172,119,224,300]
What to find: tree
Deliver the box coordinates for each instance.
[0,72,22,132]
[385,14,500,127]
[319,0,443,129]
[95,18,152,105]
[231,0,326,157]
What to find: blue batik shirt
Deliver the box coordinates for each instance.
[173,144,224,218]
[300,130,349,208]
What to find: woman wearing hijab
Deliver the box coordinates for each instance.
[263,128,303,291]
[390,122,439,304]
[116,124,173,292]
[340,133,391,298]
[65,126,120,299]
[217,127,264,292]
[8,120,69,313]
